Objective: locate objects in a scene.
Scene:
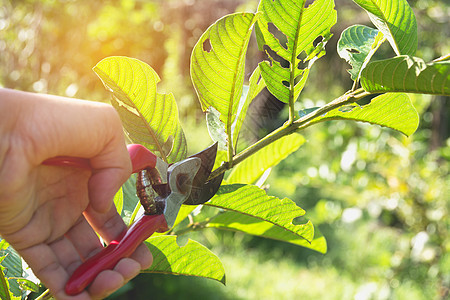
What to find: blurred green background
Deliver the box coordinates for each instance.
[1,0,448,299]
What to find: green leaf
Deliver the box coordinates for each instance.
[227,133,305,184]
[113,187,123,216]
[121,176,140,226]
[206,107,227,151]
[360,55,450,95]
[213,150,228,172]
[0,246,22,298]
[207,184,314,243]
[144,236,225,284]
[308,93,419,136]
[352,0,417,56]
[0,240,9,251]
[191,12,258,150]
[337,25,384,81]
[256,0,337,104]
[0,263,11,300]
[93,56,187,163]
[8,278,39,293]
[207,211,327,253]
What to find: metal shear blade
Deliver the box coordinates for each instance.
[183,142,223,205]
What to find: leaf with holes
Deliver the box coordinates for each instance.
[337,25,385,81]
[144,236,225,284]
[227,134,305,184]
[308,93,419,136]
[207,184,314,243]
[207,211,326,253]
[93,56,186,163]
[352,0,417,56]
[191,12,258,151]
[255,0,337,104]
[361,56,450,95]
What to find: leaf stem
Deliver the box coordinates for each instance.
[129,201,142,225]
[209,88,370,179]
[35,289,51,300]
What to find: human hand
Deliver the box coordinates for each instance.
[0,89,152,299]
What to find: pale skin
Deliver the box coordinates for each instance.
[0,89,152,299]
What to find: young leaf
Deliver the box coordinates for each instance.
[231,66,266,148]
[207,211,327,253]
[121,176,140,225]
[352,0,417,56]
[256,0,337,104]
[144,236,225,284]
[360,56,450,95]
[8,278,39,293]
[0,239,9,251]
[337,25,384,81]
[227,134,305,184]
[113,187,123,216]
[308,93,419,136]
[207,184,314,243]
[93,56,187,163]
[191,12,258,153]
[206,107,227,150]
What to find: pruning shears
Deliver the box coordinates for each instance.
[43,143,223,295]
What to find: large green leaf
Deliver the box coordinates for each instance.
[256,0,337,104]
[207,184,314,243]
[307,93,419,136]
[93,56,186,163]
[0,244,23,299]
[0,262,12,300]
[352,0,417,56]
[207,211,327,253]
[227,134,305,184]
[337,25,384,81]
[361,56,450,95]
[191,12,258,149]
[144,236,225,284]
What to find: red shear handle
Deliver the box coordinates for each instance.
[127,144,158,173]
[42,144,158,173]
[65,214,168,295]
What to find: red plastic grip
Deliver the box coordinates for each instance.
[42,144,158,174]
[127,144,158,173]
[65,214,168,295]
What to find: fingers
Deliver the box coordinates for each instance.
[87,258,141,299]
[82,205,153,268]
[87,166,130,214]
[19,242,150,300]
[64,215,103,261]
[6,90,131,214]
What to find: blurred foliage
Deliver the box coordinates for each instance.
[1,0,448,299]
